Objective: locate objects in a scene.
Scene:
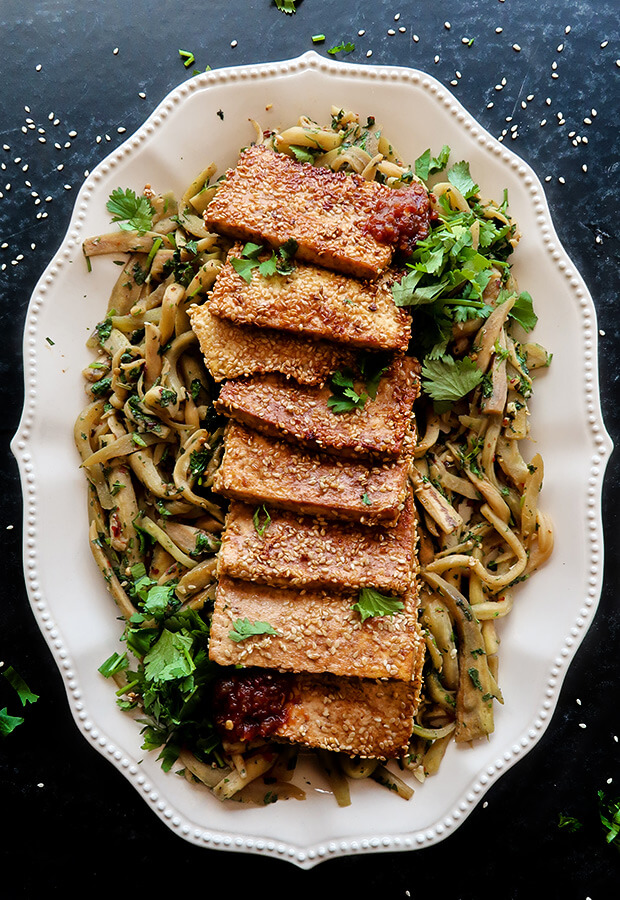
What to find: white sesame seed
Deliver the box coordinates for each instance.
[521,100,527,109]
[494,84,503,91]
[394,12,400,20]
[69,130,77,137]
[552,60,558,70]
[568,130,576,137]
[24,105,30,112]
[230,39,237,48]
[64,141,71,148]
[552,72,559,78]
[557,43,564,51]
[399,27,406,33]
[413,34,419,42]
[527,94,534,100]
[513,44,521,52]
[434,55,440,63]
[366,50,373,58]
[113,47,119,54]
[584,117,592,125]
[444,21,451,29]
[451,80,458,86]
[616,59,620,68]
[64,184,72,190]
[540,119,546,126]
[506,115,513,122]
[558,176,565,184]
[578,722,586,728]
[495,27,503,33]
[2,145,9,151]
[118,126,126,133]
[545,175,551,182]
[45,195,52,202]
[35,64,42,71]
[53,118,59,126]
[600,40,608,48]
[565,25,571,34]
[358,29,365,36]
[387,28,395,35]
[486,101,494,108]
[139,92,146,98]
[591,108,597,116]
[546,97,551,105]
[456,70,462,78]
[57,164,63,171]
[582,136,588,143]
[582,164,588,172]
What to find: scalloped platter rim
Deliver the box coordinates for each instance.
[10,51,613,868]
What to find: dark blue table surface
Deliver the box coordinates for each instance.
[1,2,619,896]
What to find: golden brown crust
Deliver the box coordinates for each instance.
[208,576,421,682]
[274,672,423,759]
[203,144,395,280]
[209,243,411,351]
[212,422,409,524]
[217,489,416,594]
[187,303,355,385]
[214,354,421,461]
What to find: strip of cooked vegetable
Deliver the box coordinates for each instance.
[77,107,552,804]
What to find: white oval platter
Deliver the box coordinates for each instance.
[10,51,612,869]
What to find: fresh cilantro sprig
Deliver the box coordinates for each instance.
[421,355,484,409]
[230,240,298,284]
[106,187,155,234]
[414,145,451,181]
[352,587,405,622]
[0,666,39,737]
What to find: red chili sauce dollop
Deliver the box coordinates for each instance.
[212,668,292,743]
[364,182,432,255]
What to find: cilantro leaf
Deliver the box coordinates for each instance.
[447,160,479,199]
[327,40,355,55]
[352,587,405,622]
[98,651,130,678]
[229,618,278,642]
[143,628,196,684]
[274,0,298,12]
[558,813,583,832]
[392,270,449,307]
[289,145,316,163]
[106,187,155,234]
[421,355,484,404]
[414,145,451,181]
[508,290,538,332]
[0,708,24,736]
[598,791,620,847]
[2,667,39,706]
[327,369,368,413]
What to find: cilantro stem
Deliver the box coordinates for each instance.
[116,679,140,696]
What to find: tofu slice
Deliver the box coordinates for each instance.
[188,304,355,386]
[214,354,420,460]
[209,243,411,351]
[217,488,416,594]
[212,422,409,524]
[275,662,425,759]
[203,144,396,280]
[209,576,421,681]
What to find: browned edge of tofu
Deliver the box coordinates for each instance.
[208,575,421,682]
[203,144,395,280]
[208,243,411,352]
[217,488,416,595]
[214,354,421,461]
[212,421,409,524]
[187,302,355,386]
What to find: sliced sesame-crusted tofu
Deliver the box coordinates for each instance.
[187,304,355,386]
[209,576,421,681]
[212,422,409,524]
[209,243,411,351]
[217,489,416,594]
[203,144,395,280]
[215,354,421,460]
[275,664,425,759]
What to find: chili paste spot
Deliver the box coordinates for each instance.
[364,182,431,254]
[212,667,292,743]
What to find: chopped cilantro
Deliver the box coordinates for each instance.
[253,504,272,536]
[327,369,368,414]
[274,0,299,12]
[352,587,405,622]
[230,240,298,283]
[414,145,451,181]
[2,666,39,706]
[178,49,195,68]
[599,791,620,847]
[327,40,355,55]
[447,160,480,199]
[0,708,24,736]
[106,187,155,234]
[229,618,278,642]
